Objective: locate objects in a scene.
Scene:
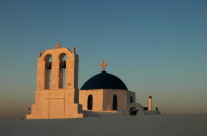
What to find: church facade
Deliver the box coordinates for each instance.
[26,44,160,119]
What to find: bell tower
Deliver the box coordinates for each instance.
[26,44,83,119]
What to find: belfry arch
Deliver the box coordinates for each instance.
[44,54,53,89]
[59,53,67,88]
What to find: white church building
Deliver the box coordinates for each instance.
[26,44,160,119]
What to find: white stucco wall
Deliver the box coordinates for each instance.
[79,89,135,112]
[1,114,207,136]
[79,89,104,111]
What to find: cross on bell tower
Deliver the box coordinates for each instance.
[100,60,107,71]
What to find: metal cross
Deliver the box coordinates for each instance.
[100,60,107,71]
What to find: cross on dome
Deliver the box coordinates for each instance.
[100,60,107,71]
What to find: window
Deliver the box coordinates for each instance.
[130,96,133,103]
[112,95,117,110]
[87,95,93,110]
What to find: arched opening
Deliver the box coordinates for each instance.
[87,95,93,110]
[59,53,67,88]
[112,95,118,110]
[129,107,138,116]
[130,96,133,103]
[44,54,53,89]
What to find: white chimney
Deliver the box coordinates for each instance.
[148,96,152,111]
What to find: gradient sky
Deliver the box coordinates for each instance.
[0,0,207,119]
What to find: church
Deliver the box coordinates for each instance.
[26,44,160,119]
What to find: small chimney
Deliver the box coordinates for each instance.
[148,96,152,111]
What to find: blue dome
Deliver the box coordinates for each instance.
[81,71,128,90]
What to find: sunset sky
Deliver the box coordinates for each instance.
[0,0,207,119]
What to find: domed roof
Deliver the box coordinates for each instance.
[80,71,128,90]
